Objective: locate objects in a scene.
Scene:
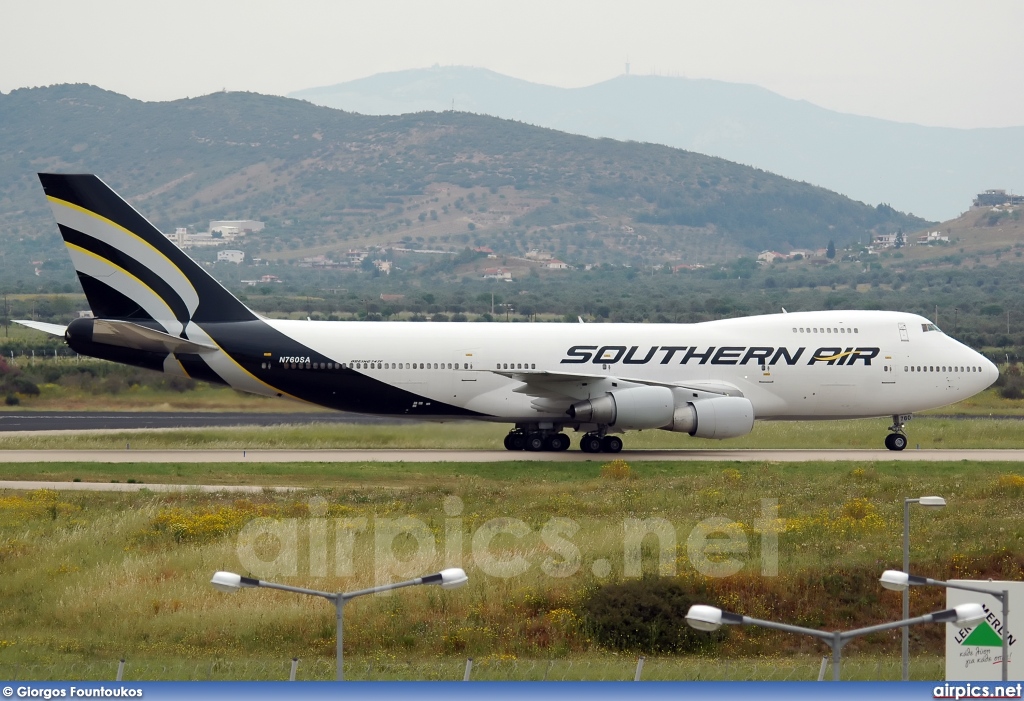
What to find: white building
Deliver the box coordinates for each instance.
[209,220,264,235]
[217,250,245,264]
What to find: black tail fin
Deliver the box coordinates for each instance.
[38,173,257,332]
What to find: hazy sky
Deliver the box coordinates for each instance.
[4,0,1022,129]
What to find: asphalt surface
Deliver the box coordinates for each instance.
[0,411,400,432]
[0,448,1022,463]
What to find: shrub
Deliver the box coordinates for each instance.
[580,578,727,653]
[600,459,631,480]
[4,394,17,406]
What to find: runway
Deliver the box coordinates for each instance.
[0,448,1023,463]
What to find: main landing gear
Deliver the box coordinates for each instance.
[503,427,623,452]
[579,433,623,454]
[503,429,571,452]
[884,414,909,451]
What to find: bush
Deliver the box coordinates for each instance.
[4,394,18,406]
[580,578,727,653]
[600,459,631,480]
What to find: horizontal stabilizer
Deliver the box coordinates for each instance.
[90,319,217,355]
[13,320,67,337]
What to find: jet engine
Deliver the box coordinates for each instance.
[663,395,755,439]
[566,386,674,430]
[567,387,754,439]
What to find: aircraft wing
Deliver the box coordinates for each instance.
[16,318,217,355]
[13,320,67,336]
[484,368,743,413]
[89,319,218,354]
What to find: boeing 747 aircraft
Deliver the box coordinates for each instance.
[17,174,999,452]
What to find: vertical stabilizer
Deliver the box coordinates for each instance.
[38,173,257,332]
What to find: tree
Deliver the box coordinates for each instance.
[826,240,836,259]
[895,228,905,249]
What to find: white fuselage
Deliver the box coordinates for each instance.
[258,309,997,423]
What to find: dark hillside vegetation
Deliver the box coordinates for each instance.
[0,84,925,291]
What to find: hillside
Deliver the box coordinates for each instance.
[291,66,1024,221]
[0,83,926,292]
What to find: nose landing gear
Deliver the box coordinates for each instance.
[885,414,909,451]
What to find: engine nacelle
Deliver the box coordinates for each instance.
[567,386,674,430]
[663,396,755,439]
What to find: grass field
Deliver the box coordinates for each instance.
[1,411,1024,452]
[0,457,1021,680]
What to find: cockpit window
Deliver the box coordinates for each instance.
[921,323,941,333]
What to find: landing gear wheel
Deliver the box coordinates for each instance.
[601,435,623,453]
[525,433,545,451]
[504,432,525,451]
[885,433,907,451]
[545,433,570,451]
[580,434,603,453]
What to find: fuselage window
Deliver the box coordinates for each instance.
[793,328,797,333]
[531,363,536,369]
[434,363,438,370]
[904,366,908,372]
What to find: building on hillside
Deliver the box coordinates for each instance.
[917,230,950,244]
[380,294,405,302]
[973,190,1024,208]
[871,232,899,248]
[483,267,513,281]
[546,259,570,270]
[217,250,245,264]
[165,227,189,248]
[789,249,817,259]
[757,251,789,264]
[209,220,265,235]
[373,260,392,274]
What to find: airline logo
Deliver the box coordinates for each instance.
[561,345,880,366]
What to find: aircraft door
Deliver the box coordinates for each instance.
[898,322,909,342]
[452,348,480,403]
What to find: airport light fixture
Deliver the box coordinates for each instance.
[881,569,1010,681]
[685,603,984,681]
[211,568,468,681]
[902,495,946,680]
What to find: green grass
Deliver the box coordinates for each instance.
[2,413,1024,450]
[0,459,1021,680]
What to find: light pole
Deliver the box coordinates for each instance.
[903,495,946,679]
[685,603,985,681]
[882,569,1010,681]
[211,568,468,681]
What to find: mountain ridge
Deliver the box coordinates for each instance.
[0,83,925,288]
[290,66,1024,221]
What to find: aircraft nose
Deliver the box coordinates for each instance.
[981,355,999,389]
